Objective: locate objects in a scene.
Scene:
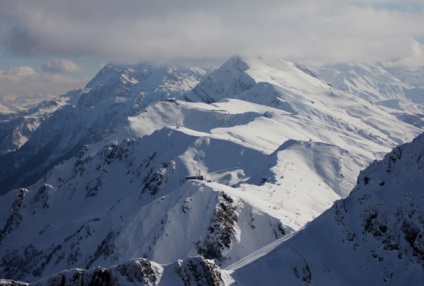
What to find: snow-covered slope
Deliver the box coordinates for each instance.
[0,64,210,195]
[0,88,83,155]
[0,56,422,283]
[314,62,424,128]
[314,62,410,102]
[2,129,423,286]
[384,64,424,89]
[0,132,285,281]
[229,132,424,285]
[188,57,420,145]
[0,96,76,156]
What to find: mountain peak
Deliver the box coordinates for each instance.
[221,56,251,72]
[80,63,212,108]
[188,56,255,103]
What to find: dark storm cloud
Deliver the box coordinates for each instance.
[5,26,41,56]
[0,0,423,64]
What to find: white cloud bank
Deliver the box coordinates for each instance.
[0,0,423,65]
[41,59,82,74]
[0,65,89,111]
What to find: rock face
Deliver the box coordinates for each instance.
[0,257,230,286]
[229,132,424,286]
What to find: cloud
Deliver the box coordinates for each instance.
[0,1,423,65]
[2,66,38,77]
[41,59,82,74]
[0,65,89,109]
[384,40,424,68]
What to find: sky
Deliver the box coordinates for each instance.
[0,0,423,110]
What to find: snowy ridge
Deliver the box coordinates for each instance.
[229,133,424,285]
[0,64,210,195]
[0,93,80,156]
[190,57,420,147]
[0,129,286,281]
[81,63,210,108]
[314,62,424,128]
[188,57,256,104]
[315,62,410,102]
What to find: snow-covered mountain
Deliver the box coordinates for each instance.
[314,62,410,102]
[2,132,423,285]
[228,132,424,285]
[0,56,422,284]
[0,90,82,156]
[314,62,424,128]
[0,64,211,195]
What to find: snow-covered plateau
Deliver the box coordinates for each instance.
[0,56,423,285]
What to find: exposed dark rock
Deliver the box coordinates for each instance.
[196,192,238,264]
